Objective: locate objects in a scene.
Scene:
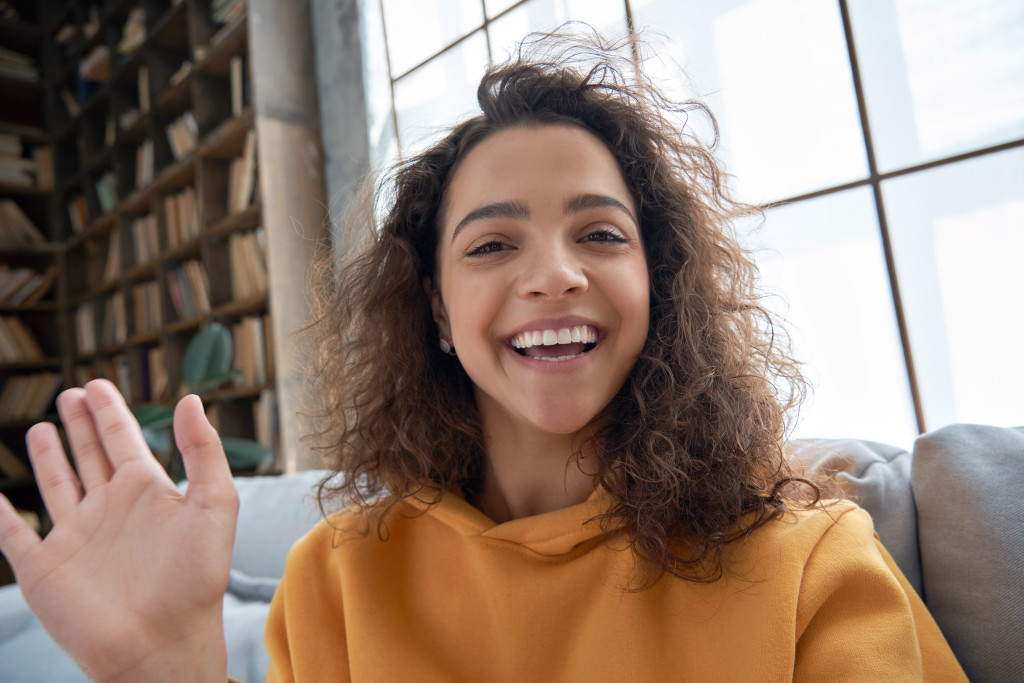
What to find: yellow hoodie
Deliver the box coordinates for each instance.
[265,491,966,682]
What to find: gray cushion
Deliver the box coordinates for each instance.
[787,437,921,594]
[912,424,1024,683]
[230,469,333,580]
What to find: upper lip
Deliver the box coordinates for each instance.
[503,316,603,343]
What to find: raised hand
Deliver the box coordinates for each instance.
[0,379,239,682]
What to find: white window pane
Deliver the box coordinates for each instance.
[394,31,490,156]
[883,147,1024,429]
[383,0,485,77]
[488,0,629,64]
[749,188,918,448]
[631,0,868,205]
[849,0,1024,172]
[485,0,522,18]
[361,0,399,170]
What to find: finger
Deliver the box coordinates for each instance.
[57,388,114,491]
[0,492,41,571]
[83,379,162,474]
[26,422,82,524]
[175,395,237,510]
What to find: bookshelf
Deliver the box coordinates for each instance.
[0,0,59,536]
[0,0,328,568]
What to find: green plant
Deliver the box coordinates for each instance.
[133,322,272,477]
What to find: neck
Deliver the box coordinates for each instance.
[474,420,598,524]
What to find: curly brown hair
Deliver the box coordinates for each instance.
[305,31,817,584]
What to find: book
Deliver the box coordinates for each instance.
[130,214,159,265]
[4,266,58,305]
[136,139,154,188]
[0,199,45,244]
[117,7,146,55]
[0,372,61,421]
[138,65,150,112]
[232,129,257,212]
[80,45,110,82]
[103,230,121,282]
[94,171,119,213]
[67,193,88,234]
[0,316,45,360]
[230,54,249,116]
[75,303,96,355]
[33,146,53,191]
[166,111,199,160]
[165,185,199,247]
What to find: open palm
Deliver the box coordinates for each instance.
[0,379,238,682]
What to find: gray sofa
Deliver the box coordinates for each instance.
[0,424,1020,682]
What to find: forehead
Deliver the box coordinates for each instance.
[440,124,634,233]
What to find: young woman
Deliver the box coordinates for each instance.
[0,34,965,681]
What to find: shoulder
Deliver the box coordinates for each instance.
[732,499,883,579]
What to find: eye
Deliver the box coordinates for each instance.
[581,227,628,244]
[465,240,510,257]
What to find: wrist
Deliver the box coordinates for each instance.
[83,614,228,683]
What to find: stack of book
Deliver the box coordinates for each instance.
[131,280,162,336]
[231,314,268,386]
[166,111,198,161]
[0,265,58,305]
[100,291,128,348]
[228,227,267,298]
[0,45,38,83]
[130,214,159,265]
[0,199,45,245]
[227,129,257,212]
[166,259,211,319]
[0,316,45,362]
[0,134,51,191]
[0,372,62,422]
[164,186,199,247]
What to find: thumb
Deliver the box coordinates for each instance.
[174,395,236,510]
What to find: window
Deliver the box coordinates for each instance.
[362,0,1024,447]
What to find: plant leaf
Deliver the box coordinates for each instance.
[184,323,233,392]
[191,369,244,394]
[141,425,172,453]
[221,436,272,469]
[133,404,175,430]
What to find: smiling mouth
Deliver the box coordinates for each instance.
[510,325,598,361]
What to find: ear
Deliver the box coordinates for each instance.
[424,276,452,342]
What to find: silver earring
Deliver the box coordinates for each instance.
[439,338,456,355]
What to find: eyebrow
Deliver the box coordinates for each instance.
[450,193,637,242]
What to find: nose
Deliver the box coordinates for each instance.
[516,242,589,299]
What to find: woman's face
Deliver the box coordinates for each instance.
[432,124,650,438]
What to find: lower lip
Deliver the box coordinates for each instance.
[505,343,598,372]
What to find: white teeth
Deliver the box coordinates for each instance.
[510,325,598,349]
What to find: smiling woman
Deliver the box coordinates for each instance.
[0,30,967,682]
